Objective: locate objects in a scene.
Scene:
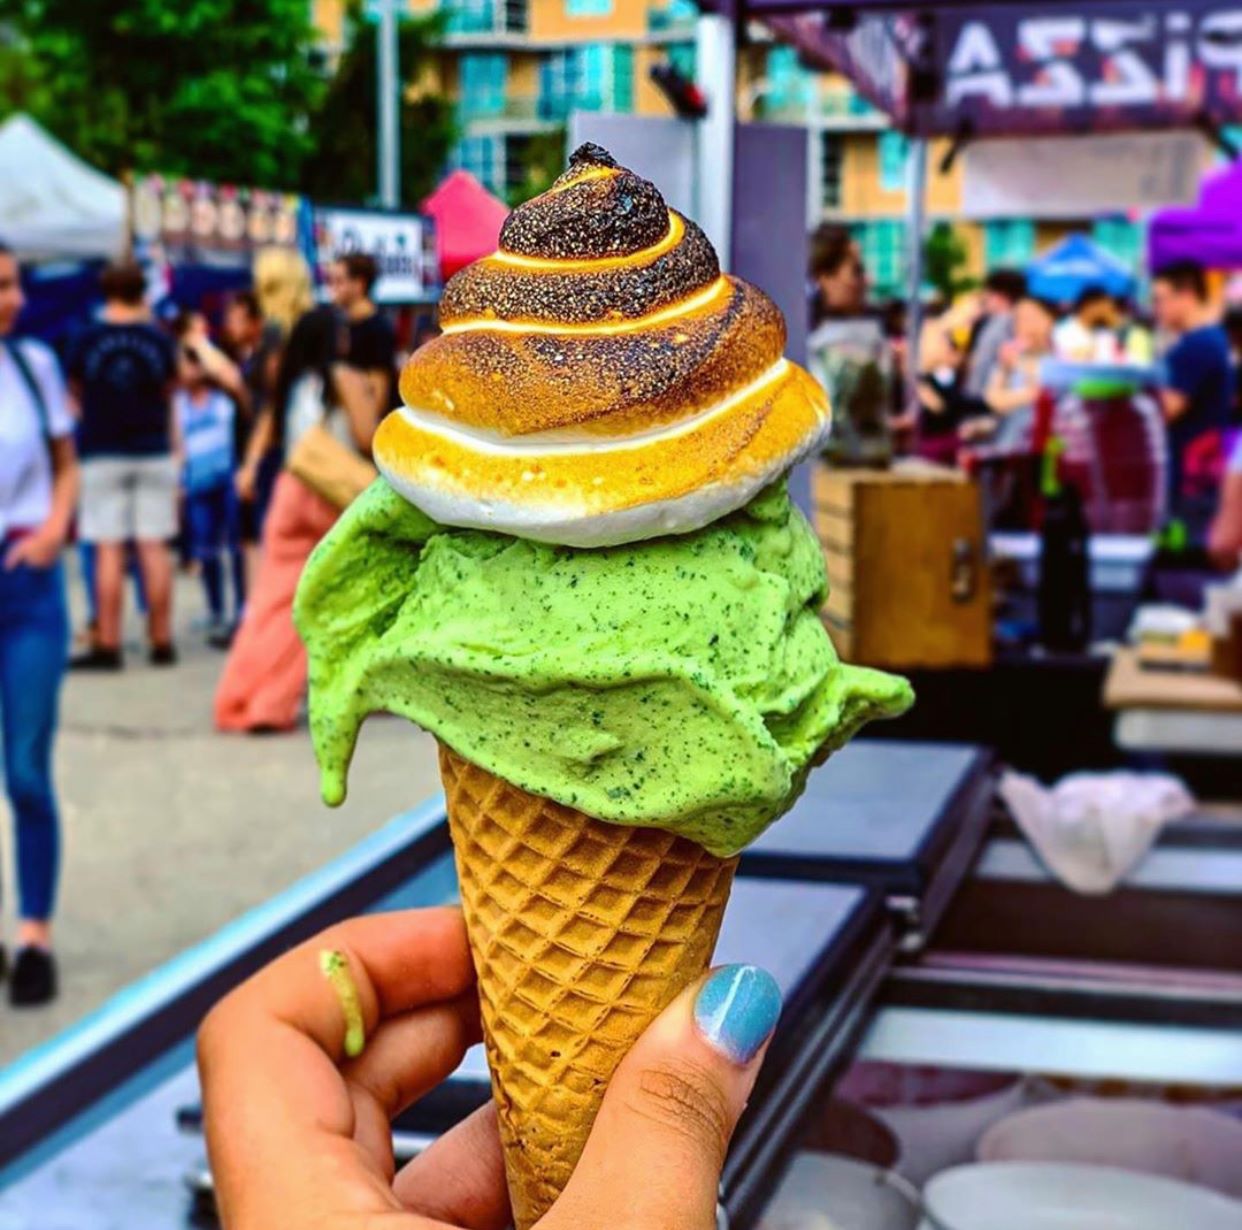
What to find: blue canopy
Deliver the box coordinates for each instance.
[1026,234,1136,305]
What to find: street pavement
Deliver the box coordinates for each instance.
[0,569,442,1068]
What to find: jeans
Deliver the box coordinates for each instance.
[0,561,69,921]
[187,483,245,624]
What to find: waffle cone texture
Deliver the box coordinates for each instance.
[439,744,738,1228]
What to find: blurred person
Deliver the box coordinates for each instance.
[214,306,385,733]
[234,249,314,544]
[807,224,896,465]
[915,306,992,463]
[327,252,396,413]
[174,344,245,645]
[1117,298,1154,365]
[1208,434,1242,569]
[1153,261,1233,537]
[1054,285,1123,361]
[963,268,1026,398]
[67,261,178,670]
[983,296,1058,448]
[223,291,275,583]
[1224,306,1242,421]
[199,911,780,1230]
[0,242,79,1005]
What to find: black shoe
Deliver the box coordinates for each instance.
[9,947,57,1007]
[207,626,235,651]
[69,646,123,672]
[150,643,178,667]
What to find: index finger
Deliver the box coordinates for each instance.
[203,907,475,1066]
[198,909,477,1226]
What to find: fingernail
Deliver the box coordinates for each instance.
[693,964,782,1064]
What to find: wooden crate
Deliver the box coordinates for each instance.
[813,465,993,670]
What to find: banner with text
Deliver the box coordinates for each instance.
[313,207,439,304]
[763,2,1242,138]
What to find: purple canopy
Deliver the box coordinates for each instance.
[746,2,1242,139]
[1148,161,1242,271]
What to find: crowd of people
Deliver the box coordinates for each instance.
[0,242,397,1005]
[5,223,1242,1010]
[807,223,1242,550]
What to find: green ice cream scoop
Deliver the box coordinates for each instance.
[294,477,912,858]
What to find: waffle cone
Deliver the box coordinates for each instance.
[438,744,738,1229]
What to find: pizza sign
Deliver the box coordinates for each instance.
[941,7,1242,124]
[761,2,1242,138]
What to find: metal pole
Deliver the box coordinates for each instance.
[904,136,928,414]
[695,13,736,269]
[378,0,400,208]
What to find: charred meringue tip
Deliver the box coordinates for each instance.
[375,148,830,547]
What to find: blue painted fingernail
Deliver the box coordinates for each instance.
[693,964,782,1064]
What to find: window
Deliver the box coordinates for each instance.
[539,44,632,119]
[611,45,634,111]
[820,133,843,210]
[566,0,612,15]
[854,220,906,298]
[445,0,495,35]
[650,0,697,27]
[667,41,695,81]
[1093,217,1143,274]
[878,131,908,193]
[502,0,528,31]
[539,50,576,119]
[766,45,809,113]
[460,53,507,117]
[984,219,1035,270]
[451,135,503,193]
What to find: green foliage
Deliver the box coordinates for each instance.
[0,0,325,187]
[300,2,456,209]
[504,129,566,207]
[923,221,977,303]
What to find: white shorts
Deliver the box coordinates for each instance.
[79,456,179,544]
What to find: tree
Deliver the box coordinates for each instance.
[505,129,566,207]
[923,221,976,304]
[301,2,456,209]
[0,0,325,186]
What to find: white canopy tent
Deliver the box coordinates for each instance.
[0,114,126,263]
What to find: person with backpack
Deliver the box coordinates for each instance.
[66,260,179,670]
[0,241,79,1006]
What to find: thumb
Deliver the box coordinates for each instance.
[544,964,782,1230]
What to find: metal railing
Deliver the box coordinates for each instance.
[443,0,528,36]
[456,92,607,124]
[759,89,882,126]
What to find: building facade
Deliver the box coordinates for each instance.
[311,1,1148,297]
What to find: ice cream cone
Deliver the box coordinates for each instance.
[438,744,738,1229]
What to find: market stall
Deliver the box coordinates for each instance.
[1149,161,1242,272]
[0,113,126,263]
[0,113,128,345]
[1026,235,1136,306]
[419,169,508,282]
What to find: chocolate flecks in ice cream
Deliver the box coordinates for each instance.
[295,479,912,858]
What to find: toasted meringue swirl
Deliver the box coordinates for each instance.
[375,143,831,547]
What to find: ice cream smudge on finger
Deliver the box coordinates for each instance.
[319,949,366,1059]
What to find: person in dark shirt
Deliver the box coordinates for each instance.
[326,252,396,412]
[66,261,178,670]
[1153,261,1234,537]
